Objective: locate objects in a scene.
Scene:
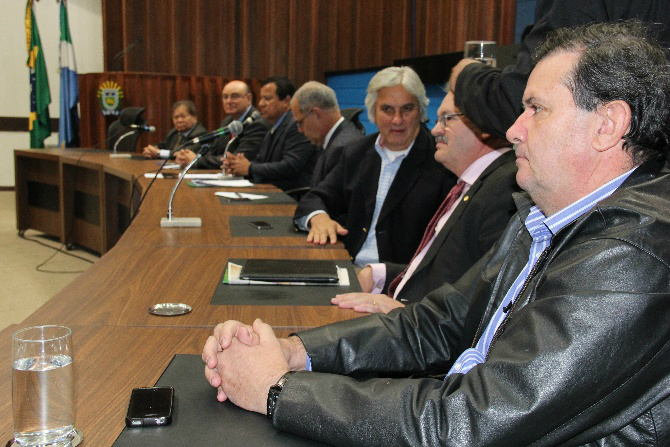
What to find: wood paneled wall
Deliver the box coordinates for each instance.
[78,72,262,148]
[103,0,516,87]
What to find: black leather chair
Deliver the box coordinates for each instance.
[107,107,146,152]
[341,107,366,135]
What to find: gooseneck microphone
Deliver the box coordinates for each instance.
[188,120,244,145]
[223,111,262,158]
[129,124,156,132]
[160,120,244,227]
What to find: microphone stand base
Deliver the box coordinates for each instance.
[160,217,202,227]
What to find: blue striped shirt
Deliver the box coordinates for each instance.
[354,136,412,266]
[447,167,636,376]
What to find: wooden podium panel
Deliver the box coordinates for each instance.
[15,150,64,241]
[14,149,145,255]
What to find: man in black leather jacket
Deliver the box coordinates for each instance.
[203,23,670,446]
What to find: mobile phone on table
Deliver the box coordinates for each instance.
[248,220,273,230]
[125,386,174,427]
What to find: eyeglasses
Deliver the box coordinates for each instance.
[436,112,464,127]
[222,93,247,101]
[295,109,313,129]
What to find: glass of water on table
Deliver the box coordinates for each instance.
[464,40,497,67]
[12,325,82,446]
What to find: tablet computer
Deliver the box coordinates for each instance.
[239,259,339,284]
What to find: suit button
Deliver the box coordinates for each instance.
[362,228,367,233]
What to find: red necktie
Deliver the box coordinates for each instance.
[387,180,465,297]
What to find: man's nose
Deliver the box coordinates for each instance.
[506,112,528,145]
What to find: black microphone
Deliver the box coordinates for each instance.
[129,124,156,132]
[190,120,243,145]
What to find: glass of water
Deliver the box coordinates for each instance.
[464,40,497,67]
[12,325,81,446]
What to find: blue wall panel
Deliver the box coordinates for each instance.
[515,0,536,43]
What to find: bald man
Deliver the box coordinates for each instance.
[175,80,269,169]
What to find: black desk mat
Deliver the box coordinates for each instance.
[112,354,329,447]
[217,191,296,205]
[229,216,301,238]
[211,259,360,306]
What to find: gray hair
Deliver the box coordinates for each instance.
[293,81,339,114]
[365,66,428,123]
[172,100,197,116]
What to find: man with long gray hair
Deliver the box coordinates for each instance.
[294,66,456,266]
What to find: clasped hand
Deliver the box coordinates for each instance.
[222,152,250,176]
[202,319,306,414]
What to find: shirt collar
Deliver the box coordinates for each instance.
[524,166,638,240]
[323,117,345,149]
[374,134,414,162]
[271,111,288,133]
[181,124,197,138]
[459,148,511,186]
[236,106,252,122]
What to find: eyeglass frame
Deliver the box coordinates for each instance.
[295,108,314,129]
[436,112,464,127]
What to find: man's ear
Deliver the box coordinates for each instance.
[593,100,631,152]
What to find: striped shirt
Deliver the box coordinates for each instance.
[354,136,412,266]
[447,167,636,376]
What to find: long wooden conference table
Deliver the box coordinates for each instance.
[3,149,363,446]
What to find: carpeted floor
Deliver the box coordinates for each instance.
[0,191,99,332]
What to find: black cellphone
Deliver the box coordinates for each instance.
[248,220,273,230]
[125,386,174,427]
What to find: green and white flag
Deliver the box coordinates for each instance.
[25,0,51,148]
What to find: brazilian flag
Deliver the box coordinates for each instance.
[25,0,51,148]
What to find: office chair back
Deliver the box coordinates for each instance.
[107,107,146,152]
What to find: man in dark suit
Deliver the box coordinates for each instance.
[142,100,207,159]
[290,81,364,187]
[224,77,318,196]
[175,80,269,169]
[294,67,456,266]
[333,89,518,313]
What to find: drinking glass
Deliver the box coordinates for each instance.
[464,41,497,67]
[12,325,82,446]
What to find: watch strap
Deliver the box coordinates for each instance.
[267,371,295,419]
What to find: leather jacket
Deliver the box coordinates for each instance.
[274,161,670,446]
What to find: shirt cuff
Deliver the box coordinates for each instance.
[305,353,312,371]
[159,149,170,159]
[294,210,327,231]
[368,263,386,294]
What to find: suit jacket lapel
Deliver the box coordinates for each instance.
[413,151,515,274]
[376,128,430,224]
[325,121,344,150]
[265,112,291,161]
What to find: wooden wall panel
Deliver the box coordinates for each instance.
[77,73,261,148]
[103,0,516,86]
